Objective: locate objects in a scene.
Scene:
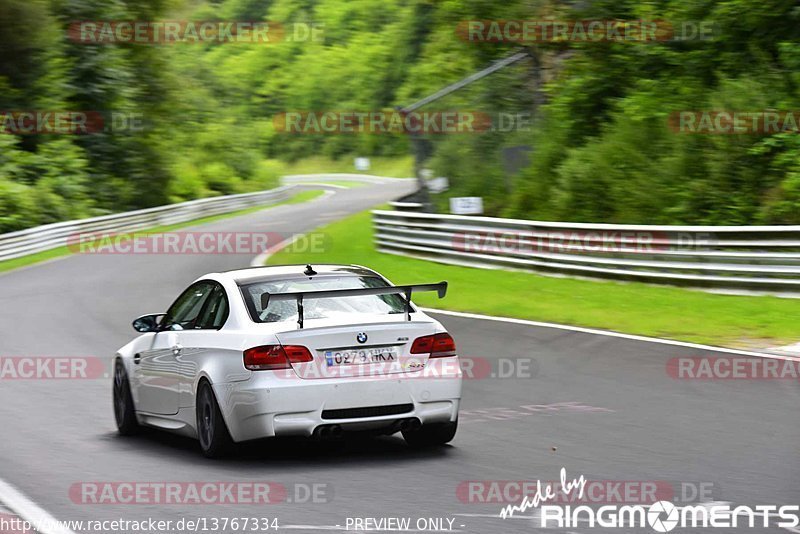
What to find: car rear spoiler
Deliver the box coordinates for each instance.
[264,282,448,328]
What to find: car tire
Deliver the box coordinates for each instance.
[402,420,457,447]
[196,381,234,458]
[113,360,140,436]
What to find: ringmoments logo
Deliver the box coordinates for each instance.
[537,501,800,531]
[499,468,800,531]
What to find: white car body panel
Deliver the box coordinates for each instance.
[115,265,462,443]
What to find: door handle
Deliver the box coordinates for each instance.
[172,344,183,356]
[133,353,141,364]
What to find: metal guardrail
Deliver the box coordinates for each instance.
[389,201,426,212]
[373,209,800,292]
[0,186,293,262]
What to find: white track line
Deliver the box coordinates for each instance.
[286,182,350,189]
[250,190,336,267]
[0,478,75,534]
[769,341,800,355]
[421,308,800,361]
[251,233,307,267]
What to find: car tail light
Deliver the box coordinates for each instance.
[410,333,456,358]
[283,345,314,363]
[244,344,313,371]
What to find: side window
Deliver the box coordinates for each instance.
[162,282,215,331]
[196,285,229,330]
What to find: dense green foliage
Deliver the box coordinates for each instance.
[2,0,800,232]
[502,1,800,224]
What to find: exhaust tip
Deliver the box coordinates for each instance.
[313,425,342,440]
[399,418,421,432]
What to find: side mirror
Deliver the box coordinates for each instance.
[132,314,164,333]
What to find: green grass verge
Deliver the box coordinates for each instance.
[278,155,414,178]
[0,189,325,275]
[280,189,327,205]
[267,209,799,349]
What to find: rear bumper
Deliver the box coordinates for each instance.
[215,363,462,442]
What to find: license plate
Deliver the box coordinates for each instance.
[324,347,399,367]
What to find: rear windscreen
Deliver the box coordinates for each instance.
[240,276,407,323]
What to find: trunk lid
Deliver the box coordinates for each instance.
[275,317,435,379]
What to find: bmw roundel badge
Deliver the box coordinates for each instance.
[356,332,368,344]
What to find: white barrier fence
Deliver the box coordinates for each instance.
[0,186,293,262]
[373,209,800,292]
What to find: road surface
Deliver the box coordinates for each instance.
[0,180,797,533]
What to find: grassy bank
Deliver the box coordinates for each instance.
[267,209,798,349]
[278,156,414,178]
[293,180,369,189]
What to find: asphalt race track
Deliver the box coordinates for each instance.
[0,180,798,534]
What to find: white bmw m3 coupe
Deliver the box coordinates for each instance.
[113,264,462,457]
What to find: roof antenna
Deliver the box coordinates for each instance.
[304,264,317,276]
